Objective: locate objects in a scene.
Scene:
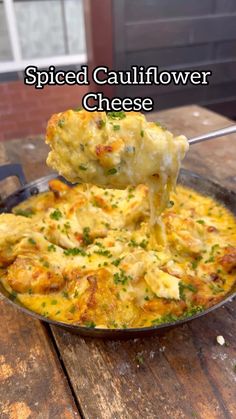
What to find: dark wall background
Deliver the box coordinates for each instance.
[113,0,236,118]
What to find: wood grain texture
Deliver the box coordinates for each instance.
[0,300,80,419]
[1,105,236,418]
[52,305,236,419]
[0,143,79,419]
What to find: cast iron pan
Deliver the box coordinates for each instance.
[0,164,235,338]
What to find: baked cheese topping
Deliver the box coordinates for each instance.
[0,180,235,329]
[46,110,188,227]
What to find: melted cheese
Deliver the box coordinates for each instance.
[0,181,235,329]
[46,110,188,237]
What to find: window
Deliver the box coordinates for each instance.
[0,0,87,75]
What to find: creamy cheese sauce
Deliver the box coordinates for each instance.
[46,110,188,242]
[0,181,235,329]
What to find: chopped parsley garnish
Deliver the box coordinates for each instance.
[196,219,205,225]
[97,119,106,129]
[107,111,126,120]
[84,321,96,328]
[113,270,131,285]
[63,222,71,230]
[69,305,76,313]
[50,209,63,220]
[191,255,202,270]
[94,249,112,257]
[39,258,49,268]
[152,313,178,325]
[112,258,122,267]
[10,290,18,300]
[94,241,103,247]
[113,124,120,131]
[209,283,224,295]
[152,306,204,325]
[179,282,197,301]
[82,227,92,245]
[155,121,166,130]
[14,208,35,218]
[58,119,65,128]
[128,239,148,249]
[74,106,82,112]
[62,291,69,299]
[135,352,144,365]
[48,244,56,252]
[140,130,144,137]
[167,200,174,208]
[183,306,204,317]
[28,238,36,245]
[64,247,86,256]
[211,244,220,254]
[205,256,215,263]
[79,165,87,171]
[51,299,58,305]
[107,168,117,175]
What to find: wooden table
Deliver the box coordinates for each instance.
[0,105,236,419]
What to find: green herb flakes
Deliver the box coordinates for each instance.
[107,168,117,175]
[82,227,92,245]
[48,244,56,252]
[28,238,36,245]
[58,119,65,128]
[64,247,86,256]
[79,165,87,171]
[50,209,63,220]
[107,111,126,120]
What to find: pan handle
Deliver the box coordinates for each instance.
[0,164,27,187]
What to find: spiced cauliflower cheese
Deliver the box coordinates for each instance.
[45,110,188,229]
[0,180,235,328]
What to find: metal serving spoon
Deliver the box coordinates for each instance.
[189,125,236,145]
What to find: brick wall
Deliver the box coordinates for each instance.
[0,81,89,141]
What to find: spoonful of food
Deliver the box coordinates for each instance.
[45,110,236,229]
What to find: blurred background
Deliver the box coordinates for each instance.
[0,0,236,141]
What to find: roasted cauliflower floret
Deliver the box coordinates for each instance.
[46,110,188,225]
[7,256,65,294]
[0,214,33,266]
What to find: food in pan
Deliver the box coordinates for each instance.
[0,179,235,328]
[46,110,188,234]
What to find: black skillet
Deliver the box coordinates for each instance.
[0,163,235,338]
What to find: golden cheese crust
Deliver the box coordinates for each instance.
[0,180,235,329]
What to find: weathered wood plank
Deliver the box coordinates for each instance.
[51,304,236,419]
[0,144,79,419]
[0,299,80,419]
